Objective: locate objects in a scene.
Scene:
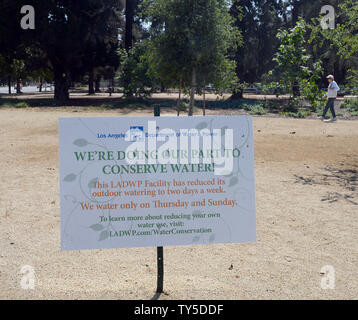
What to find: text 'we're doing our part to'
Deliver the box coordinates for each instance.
[74,120,242,176]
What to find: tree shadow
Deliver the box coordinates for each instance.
[321,192,358,205]
[294,164,358,205]
[0,93,262,111]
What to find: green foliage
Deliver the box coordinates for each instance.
[242,103,267,115]
[300,61,326,110]
[142,0,241,94]
[248,106,268,115]
[0,0,26,88]
[279,109,312,118]
[230,0,283,85]
[1,0,357,104]
[326,0,358,60]
[272,20,312,95]
[270,19,324,109]
[0,100,29,109]
[340,97,358,116]
[13,102,29,108]
[264,81,287,97]
[346,69,358,93]
[33,0,122,100]
[307,0,357,90]
[118,42,156,97]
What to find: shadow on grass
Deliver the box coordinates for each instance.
[0,96,151,109]
[0,95,262,111]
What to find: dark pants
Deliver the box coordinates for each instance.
[322,98,336,118]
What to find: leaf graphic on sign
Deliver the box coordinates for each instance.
[63,173,77,182]
[90,224,104,231]
[73,138,88,147]
[98,230,109,241]
[196,122,208,130]
[209,234,216,243]
[88,178,98,189]
[64,195,77,203]
[229,177,239,187]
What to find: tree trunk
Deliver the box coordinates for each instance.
[88,69,95,95]
[160,82,165,93]
[230,91,243,100]
[16,78,22,94]
[8,76,11,94]
[292,81,300,97]
[95,75,101,93]
[39,78,43,92]
[54,73,69,102]
[189,68,196,116]
[291,0,301,27]
[177,74,182,116]
[123,0,137,98]
[203,76,206,116]
[125,0,134,51]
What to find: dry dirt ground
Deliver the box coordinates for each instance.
[0,107,357,300]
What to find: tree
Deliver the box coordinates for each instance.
[143,0,240,115]
[32,0,121,101]
[316,0,358,95]
[79,1,121,95]
[118,42,156,97]
[271,19,324,107]
[230,0,283,98]
[0,0,29,94]
[195,0,240,115]
[308,0,357,86]
[124,0,142,51]
[272,19,310,97]
[122,0,145,97]
[325,0,358,60]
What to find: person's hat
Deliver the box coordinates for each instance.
[326,75,334,79]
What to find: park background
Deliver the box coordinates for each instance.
[0,0,357,299]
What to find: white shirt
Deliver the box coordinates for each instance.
[325,81,340,98]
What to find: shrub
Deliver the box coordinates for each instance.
[0,100,29,109]
[340,97,358,113]
[241,103,268,115]
[14,102,29,108]
[280,109,312,118]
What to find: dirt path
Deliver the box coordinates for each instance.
[0,108,357,299]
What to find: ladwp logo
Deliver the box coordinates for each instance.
[320,5,335,30]
[129,126,144,142]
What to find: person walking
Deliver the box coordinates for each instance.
[318,75,340,122]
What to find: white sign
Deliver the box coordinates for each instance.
[59,116,256,250]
